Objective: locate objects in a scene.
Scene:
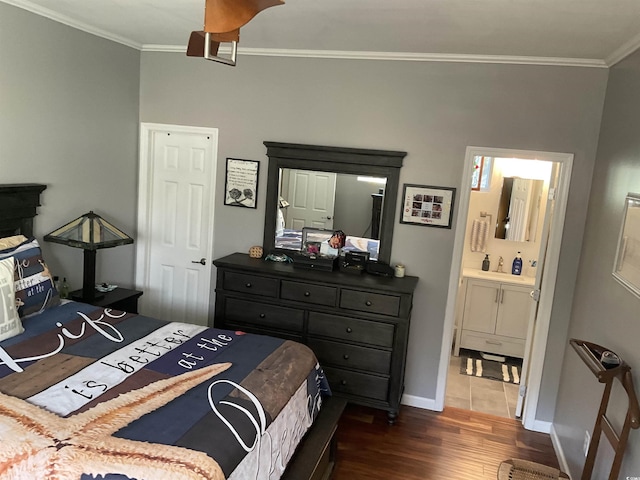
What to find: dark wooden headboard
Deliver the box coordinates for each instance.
[0,184,47,238]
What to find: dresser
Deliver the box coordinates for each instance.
[213,253,418,423]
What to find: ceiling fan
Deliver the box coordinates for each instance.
[186,0,285,66]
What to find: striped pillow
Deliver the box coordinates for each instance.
[0,238,60,317]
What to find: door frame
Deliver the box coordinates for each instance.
[435,146,573,432]
[135,122,219,316]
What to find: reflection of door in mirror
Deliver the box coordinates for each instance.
[496,177,544,242]
[281,169,337,230]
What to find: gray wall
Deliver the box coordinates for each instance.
[140,51,607,419]
[333,174,381,239]
[553,50,640,477]
[0,3,140,291]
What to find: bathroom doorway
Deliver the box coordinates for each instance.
[435,146,573,431]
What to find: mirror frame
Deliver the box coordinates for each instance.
[263,142,406,264]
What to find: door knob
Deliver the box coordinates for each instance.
[191,258,206,265]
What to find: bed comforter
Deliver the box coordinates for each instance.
[0,301,330,480]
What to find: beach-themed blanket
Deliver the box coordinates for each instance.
[0,301,330,480]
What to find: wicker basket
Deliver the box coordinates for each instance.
[497,459,569,480]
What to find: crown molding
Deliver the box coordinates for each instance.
[605,32,640,67]
[2,0,142,50]
[1,0,613,68]
[142,44,608,68]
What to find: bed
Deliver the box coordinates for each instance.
[0,184,345,480]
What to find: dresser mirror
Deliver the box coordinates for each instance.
[263,142,406,264]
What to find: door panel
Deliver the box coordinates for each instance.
[462,279,499,334]
[137,125,218,326]
[495,284,533,339]
[285,169,337,230]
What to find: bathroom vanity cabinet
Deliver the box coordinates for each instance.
[455,276,533,358]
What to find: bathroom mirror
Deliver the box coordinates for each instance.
[495,177,544,242]
[263,142,406,264]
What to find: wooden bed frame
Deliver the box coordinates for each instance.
[0,183,346,480]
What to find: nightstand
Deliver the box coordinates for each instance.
[70,287,143,314]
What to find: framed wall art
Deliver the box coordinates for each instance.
[224,158,259,208]
[400,184,456,228]
[612,192,640,298]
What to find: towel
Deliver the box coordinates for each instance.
[470,219,490,252]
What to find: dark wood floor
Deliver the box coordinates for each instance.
[330,403,562,480]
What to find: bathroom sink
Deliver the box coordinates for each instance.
[462,268,535,285]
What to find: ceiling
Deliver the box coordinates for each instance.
[5,0,640,67]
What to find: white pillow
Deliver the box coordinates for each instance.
[0,256,24,341]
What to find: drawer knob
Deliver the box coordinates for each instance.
[259,313,266,319]
[365,300,372,306]
[341,380,347,386]
[245,283,252,288]
[304,291,311,297]
[346,327,353,333]
[343,354,350,360]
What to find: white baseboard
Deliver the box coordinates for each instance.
[550,424,572,479]
[401,394,439,411]
[529,419,552,434]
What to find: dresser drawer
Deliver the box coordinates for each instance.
[323,366,389,402]
[309,338,391,375]
[223,298,303,332]
[223,271,278,297]
[460,331,525,358]
[340,289,400,317]
[308,312,394,348]
[281,280,337,307]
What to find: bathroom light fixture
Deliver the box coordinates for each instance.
[187,0,285,66]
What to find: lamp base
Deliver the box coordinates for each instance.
[70,289,105,304]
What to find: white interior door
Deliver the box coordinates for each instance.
[136,124,218,326]
[514,164,559,418]
[285,170,336,230]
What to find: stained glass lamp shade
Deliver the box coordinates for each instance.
[44,211,133,302]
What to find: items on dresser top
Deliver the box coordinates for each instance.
[213,252,418,424]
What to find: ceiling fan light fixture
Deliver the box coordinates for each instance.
[187,0,284,66]
[187,30,239,66]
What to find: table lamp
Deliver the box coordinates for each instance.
[44,211,133,303]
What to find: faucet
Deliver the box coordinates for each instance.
[496,256,504,273]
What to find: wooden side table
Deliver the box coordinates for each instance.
[70,287,143,314]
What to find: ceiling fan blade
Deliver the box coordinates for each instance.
[204,0,284,34]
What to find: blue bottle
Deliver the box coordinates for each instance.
[512,252,523,275]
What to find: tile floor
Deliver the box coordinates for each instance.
[445,353,520,419]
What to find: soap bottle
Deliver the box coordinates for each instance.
[482,254,490,271]
[512,252,523,275]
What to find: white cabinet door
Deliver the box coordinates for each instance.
[495,284,533,339]
[462,278,500,334]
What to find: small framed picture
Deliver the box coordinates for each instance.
[224,158,259,208]
[400,184,456,228]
